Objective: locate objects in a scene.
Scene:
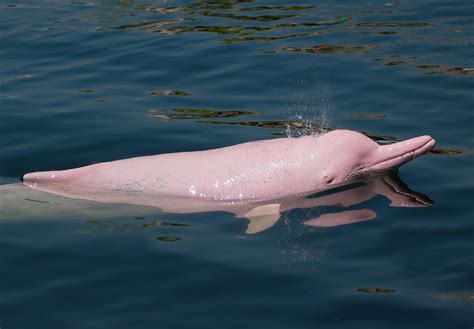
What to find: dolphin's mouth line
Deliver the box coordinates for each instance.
[348,137,435,179]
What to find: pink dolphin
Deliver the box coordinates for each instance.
[23,129,435,203]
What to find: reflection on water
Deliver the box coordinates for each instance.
[1,171,433,235]
[358,287,396,293]
[351,113,386,119]
[436,293,474,301]
[78,89,94,94]
[148,108,256,120]
[149,90,192,96]
[283,45,378,54]
[380,60,474,76]
[102,0,473,77]
[155,236,183,242]
[84,218,191,235]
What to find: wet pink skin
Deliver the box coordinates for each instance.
[23,129,435,203]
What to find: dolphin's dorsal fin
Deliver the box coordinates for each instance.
[244,204,281,234]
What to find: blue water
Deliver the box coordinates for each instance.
[0,1,473,328]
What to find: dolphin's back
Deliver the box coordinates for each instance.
[23,136,318,201]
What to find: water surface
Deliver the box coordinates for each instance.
[0,1,473,328]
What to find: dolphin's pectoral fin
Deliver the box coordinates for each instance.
[244,204,281,234]
[304,209,376,228]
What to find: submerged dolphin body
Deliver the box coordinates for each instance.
[2,172,432,234]
[23,129,435,203]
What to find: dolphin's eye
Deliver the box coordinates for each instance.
[323,175,334,184]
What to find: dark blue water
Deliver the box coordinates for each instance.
[0,1,473,328]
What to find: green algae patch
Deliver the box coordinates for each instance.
[96,98,111,103]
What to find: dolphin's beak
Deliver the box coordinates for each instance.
[359,135,436,174]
